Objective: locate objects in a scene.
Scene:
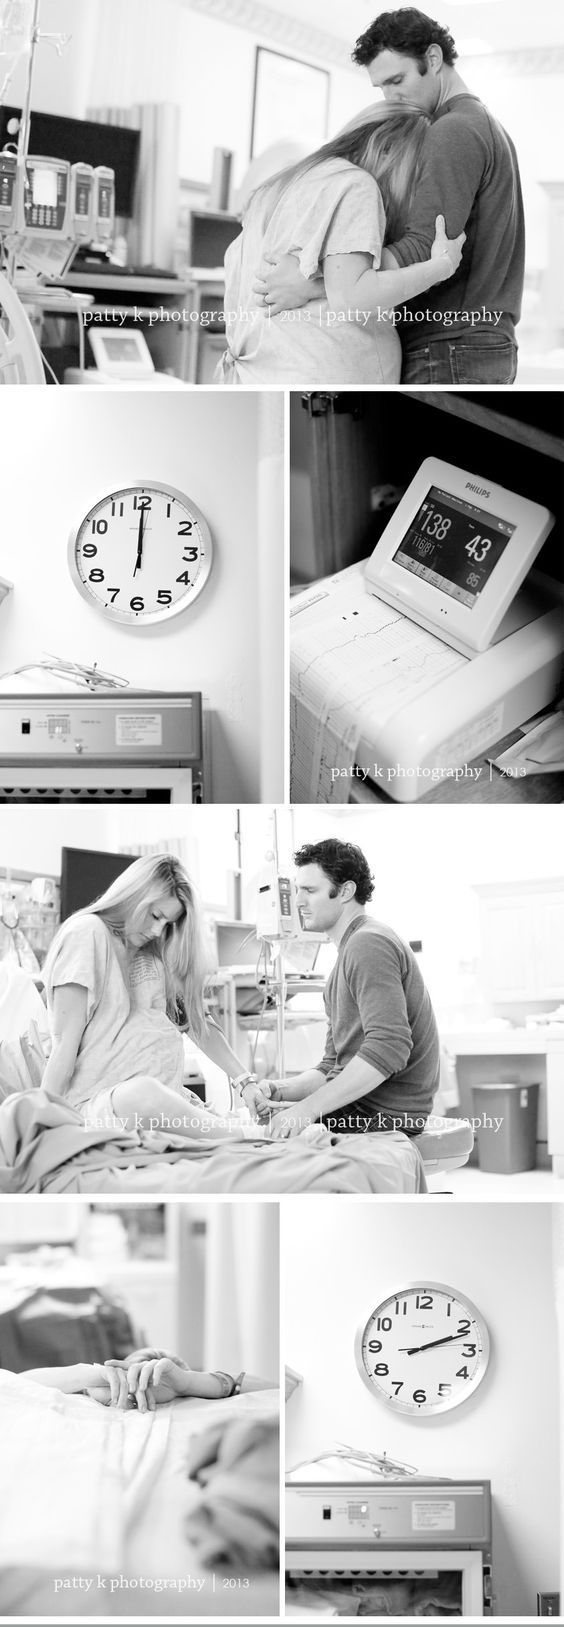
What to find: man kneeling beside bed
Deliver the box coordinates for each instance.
[243,839,440,1142]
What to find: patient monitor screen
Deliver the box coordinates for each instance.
[393,486,516,609]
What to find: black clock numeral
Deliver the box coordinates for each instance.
[457,1319,471,1335]
[438,1384,451,1396]
[107,588,120,603]
[157,590,172,606]
[91,518,108,535]
[415,1294,433,1310]
[373,1363,389,1376]
[376,1316,392,1332]
[133,495,152,511]
[82,543,97,558]
[455,1365,470,1380]
[130,596,144,611]
[89,569,104,583]
[413,1389,426,1403]
[178,519,193,535]
[394,1301,408,1316]
[367,1339,382,1353]
[176,571,194,586]
[110,500,125,518]
[462,1343,476,1358]
[182,548,198,562]
[392,1381,403,1396]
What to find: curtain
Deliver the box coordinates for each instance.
[553,1205,564,1608]
[87,101,181,269]
[87,0,181,108]
[204,1202,279,1382]
[257,393,284,803]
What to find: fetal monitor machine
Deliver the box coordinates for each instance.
[290,457,562,803]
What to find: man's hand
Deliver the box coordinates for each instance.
[105,1347,190,1412]
[241,1080,273,1120]
[253,252,321,316]
[268,1106,315,1141]
[430,213,466,279]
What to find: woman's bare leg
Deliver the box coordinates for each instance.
[110,1077,244,1140]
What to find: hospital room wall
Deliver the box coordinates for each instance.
[241,805,564,1013]
[0,392,264,803]
[284,1202,559,1619]
[7,0,100,117]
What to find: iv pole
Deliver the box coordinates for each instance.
[269,808,287,1081]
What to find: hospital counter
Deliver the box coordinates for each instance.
[27,270,192,382]
[440,1027,564,1175]
[212,967,326,1059]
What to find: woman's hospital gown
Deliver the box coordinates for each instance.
[220,157,401,386]
[43,914,184,1122]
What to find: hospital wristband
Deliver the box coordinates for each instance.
[233,1072,257,1095]
[211,1369,246,1397]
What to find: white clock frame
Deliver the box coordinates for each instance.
[355,1281,490,1417]
[68,479,213,626]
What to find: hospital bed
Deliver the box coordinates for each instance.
[0,1370,278,1617]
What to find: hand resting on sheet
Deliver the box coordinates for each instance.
[27,1350,247,1413]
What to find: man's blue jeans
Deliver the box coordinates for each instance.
[400,330,518,385]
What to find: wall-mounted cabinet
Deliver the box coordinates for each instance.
[475,879,564,1001]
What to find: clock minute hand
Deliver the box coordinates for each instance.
[400,1333,468,1356]
[133,509,146,576]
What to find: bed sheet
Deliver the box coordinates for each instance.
[55,1130,426,1195]
[0,1373,278,1617]
[0,1092,426,1195]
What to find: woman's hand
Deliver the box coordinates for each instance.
[253,252,321,316]
[242,1080,274,1120]
[105,1347,190,1412]
[430,214,466,280]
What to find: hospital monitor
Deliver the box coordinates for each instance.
[60,847,135,922]
[365,457,554,657]
[0,106,140,218]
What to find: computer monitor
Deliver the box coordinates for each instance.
[187,209,242,270]
[0,106,140,218]
[60,847,135,921]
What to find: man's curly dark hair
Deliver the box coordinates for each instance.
[294,840,375,905]
[352,8,458,70]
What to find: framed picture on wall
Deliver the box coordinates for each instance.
[250,46,330,159]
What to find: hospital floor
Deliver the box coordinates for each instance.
[430,1166,556,1196]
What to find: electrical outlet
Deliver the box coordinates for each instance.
[537,1592,560,1616]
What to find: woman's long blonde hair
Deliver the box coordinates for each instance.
[248,104,430,244]
[68,853,210,1043]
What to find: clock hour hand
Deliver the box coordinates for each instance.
[400,1333,468,1356]
[134,508,147,576]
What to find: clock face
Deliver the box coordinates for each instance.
[355,1282,490,1416]
[68,481,213,625]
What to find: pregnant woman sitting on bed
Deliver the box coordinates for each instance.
[41,854,255,1140]
[219,103,465,386]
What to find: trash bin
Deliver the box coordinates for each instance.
[472,1081,539,1173]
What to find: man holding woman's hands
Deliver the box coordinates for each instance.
[27,1348,270,1410]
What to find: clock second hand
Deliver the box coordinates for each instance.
[133,508,147,576]
[399,1332,470,1355]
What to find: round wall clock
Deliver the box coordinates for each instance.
[355,1282,490,1416]
[68,480,213,625]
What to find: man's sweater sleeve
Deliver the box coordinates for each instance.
[390,114,490,266]
[317,1018,337,1078]
[346,936,413,1076]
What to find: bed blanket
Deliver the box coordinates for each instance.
[0,1373,278,1617]
[0,1091,426,1195]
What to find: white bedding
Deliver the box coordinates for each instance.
[0,1372,279,1617]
